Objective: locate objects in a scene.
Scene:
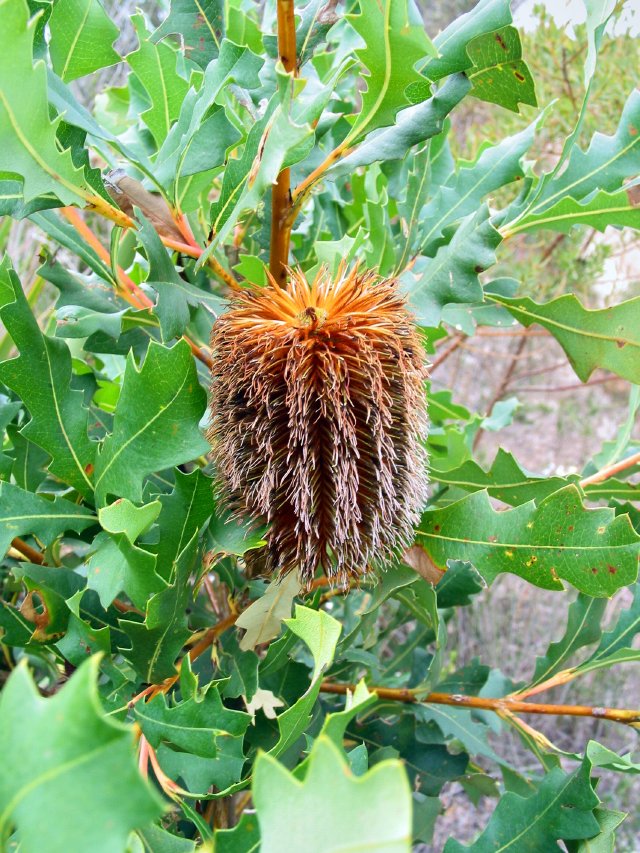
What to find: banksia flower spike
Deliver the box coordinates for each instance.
[208,265,429,586]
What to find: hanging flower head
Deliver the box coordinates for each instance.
[208,265,429,586]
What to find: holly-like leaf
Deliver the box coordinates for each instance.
[154,39,262,190]
[0,657,164,852]
[525,594,607,691]
[198,79,313,265]
[152,0,224,70]
[416,119,539,253]
[152,468,212,581]
[444,759,599,852]
[406,206,501,327]
[429,449,575,507]
[270,606,342,758]
[48,0,120,82]
[426,0,512,81]
[126,14,189,147]
[136,683,250,761]
[0,481,95,558]
[214,813,260,853]
[136,213,224,341]
[510,88,640,224]
[87,499,164,609]
[345,0,435,144]
[503,186,640,237]
[253,735,412,853]
[573,582,640,676]
[465,26,536,112]
[119,530,198,682]
[418,486,640,597]
[330,73,470,176]
[93,340,210,506]
[489,292,640,384]
[0,0,89,205]
[0,259,96,498]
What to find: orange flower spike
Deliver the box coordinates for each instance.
[208,265,429,586]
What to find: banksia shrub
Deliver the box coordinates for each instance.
[208,265,429,585]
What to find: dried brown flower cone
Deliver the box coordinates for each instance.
[208,265,429,586]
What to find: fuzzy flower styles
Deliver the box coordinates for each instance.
[208,265,429,586]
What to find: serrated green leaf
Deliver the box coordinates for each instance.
[0,480,95,558]
[414,703,504,766]
[435,561,485,608]
[0,178,60,218]
[465,26,536,112]
[93,340,209,506]
[567,806,626,853]
[214,812,260,853]
[418,486,640,597]
[489,292,640,384]
[270,605,341,758]
[126,14,189,147]
[254,735,412,853]
[573,582,640,676]
[198,79,312,266]
[137,824,196,853]
[345,0,435,145]
[136,213,224,341]
[426,0,512,81]
[526,594,606,690]
[504,185,640,237]
[510,88,640,225]
[154,39,262,191]
[151,0,224,70]
[136,683,250,760]
[0,657,164,853]
[429,448,575,506]
[406,206,501,326]
[48,0,120,82]
[119,529,198,681]
[0,259,96,497]
[417,119,539,253]
[330,73,470,176]
[87,506,164,610]
[153,468,212,581]
[0,0,89,205]
[444,759,599,852]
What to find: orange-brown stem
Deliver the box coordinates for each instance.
[318,681,640,726]
[580,450,640,487]
[269,1,298,284]
[11,537,45,565]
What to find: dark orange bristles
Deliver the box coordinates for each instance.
[208,265,429,586]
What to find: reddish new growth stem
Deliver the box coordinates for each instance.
[60,208,213,370]
[269,0,298,284]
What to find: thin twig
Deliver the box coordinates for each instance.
[430,333,465,372]
[60,209,214,369]
[318,681,640,727]
[580,449,640,487]
[512,374,617,394]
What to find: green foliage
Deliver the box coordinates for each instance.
[0,0,639,849]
